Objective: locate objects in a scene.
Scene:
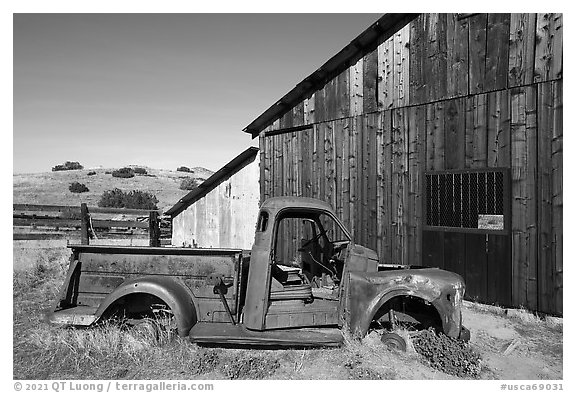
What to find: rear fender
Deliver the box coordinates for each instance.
[95,276,197,337]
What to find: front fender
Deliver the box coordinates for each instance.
[95,275,197,337]
[345,270,463,339]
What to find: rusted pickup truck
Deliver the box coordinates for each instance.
[48,197,469,349]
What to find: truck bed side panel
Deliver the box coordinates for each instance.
[68,246,244,323]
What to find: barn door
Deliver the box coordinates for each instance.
[422,169,512,307]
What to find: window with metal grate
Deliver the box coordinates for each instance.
[424,168,510,234]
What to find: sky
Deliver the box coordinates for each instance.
[13,13,380,174]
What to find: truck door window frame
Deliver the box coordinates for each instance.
[256,210,269,232]
[271,208,351,267]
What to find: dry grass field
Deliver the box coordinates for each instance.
[13,166,213,212]
[13,244,562,380]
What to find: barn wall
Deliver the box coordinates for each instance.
[258,13,562,315]
[273,13,561,128]
[172,155,260,249]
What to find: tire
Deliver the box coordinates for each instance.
[380,332,407,352]
[131,318,161,340]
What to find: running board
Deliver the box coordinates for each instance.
[189,323,343,347]
[47,306,99,326]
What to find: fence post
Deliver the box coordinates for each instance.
[149,211,160,247]
[80,203,90,245]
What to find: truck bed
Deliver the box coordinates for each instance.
[50,244,250,327]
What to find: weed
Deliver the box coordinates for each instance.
[188,349,221,375]
[220,351,280,379]
[13,249,68,295]
[343,353,385,379]
[412,328,481,378]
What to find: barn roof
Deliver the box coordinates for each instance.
[242,13,418,138]
[166,146,259,217]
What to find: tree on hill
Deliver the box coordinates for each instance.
[52,161,83,171]
[98,188,158,210]
[180,177,200,191]
[111,167,135,178]
[69,181,89,193]
[133,167,148,175]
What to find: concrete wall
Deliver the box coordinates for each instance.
[171,155,260,249]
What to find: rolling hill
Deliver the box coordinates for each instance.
[13,166,214,213]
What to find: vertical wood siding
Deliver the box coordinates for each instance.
[394,25,411,107]
[485,14,511,92]
[446,14,469,98]
[510,85,538,309]
[534,14,563,83]
[377,37,394,110]
[257,13,562,315]
[537,80,563,314]
[508,14,537,88]
[468,14,488,95]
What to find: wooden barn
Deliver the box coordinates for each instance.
[243,14,563,315]
[167,147,260,249]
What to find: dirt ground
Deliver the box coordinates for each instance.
[462,302,562,379]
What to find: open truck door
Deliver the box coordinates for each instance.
[243,205,351,331]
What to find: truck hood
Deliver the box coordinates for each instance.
[365,268,465,299]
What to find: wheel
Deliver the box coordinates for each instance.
[381,332,407,352]
[130,318,161,340]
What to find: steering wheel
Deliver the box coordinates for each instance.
[298,228,332,251]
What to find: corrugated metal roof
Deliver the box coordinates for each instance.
[166,147,259,217]
[242,13,418,138]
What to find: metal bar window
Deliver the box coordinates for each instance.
[424,168,510,234]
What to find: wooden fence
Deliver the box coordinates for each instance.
[13,204,171,246]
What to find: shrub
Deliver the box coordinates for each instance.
[177,166,192,173]
[412,328,481,378]
[69,182,89,193]
[52,161,83,171]
[87,171,97,176]
[180,177,200,191]
[111,167,135,178]
[98,188,158,210]
[133,167,148,175]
